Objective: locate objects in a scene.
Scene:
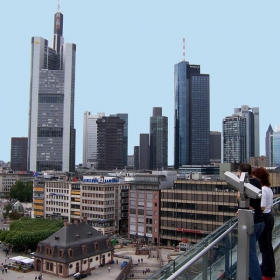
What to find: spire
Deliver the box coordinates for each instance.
[183,38,185,61]
[52,1,64,52]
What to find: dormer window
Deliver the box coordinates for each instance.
[58,249,64,259]
[82,245,87,254]
[68,249,74,258]
[94,242,99,251]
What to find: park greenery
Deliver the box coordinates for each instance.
[9,180,33,202]
[0,217,64,251]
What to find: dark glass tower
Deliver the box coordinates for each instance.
[150,107,168,170]
[174,61,210,169]
[96,116,125,170]
[10,137,28,171]
[28,7,76,172]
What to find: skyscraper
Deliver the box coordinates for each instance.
[210,131,221,164]
[234,105,260,161]
[10,137,28,171]
[83,112,105,168]
[139,134,150,170]
[271,125,280,167]
[28,6,76,172]
[150,107,168,170]
[222,115,246,163]
[266,124,274,166]
[110,113,128,167]
[96,116,124,170]
[174,61,210,169]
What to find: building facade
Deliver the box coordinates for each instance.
[10,137,28,171]
[234,105,260,162]
[266,124,274,166]
[271,126,280,167]
[110,113,128,167]
[83,112,105,168]
[210,131,221,164]
[28,8,76,172]
[174,61,210,168]
[134,146,140,170]
[139,134,150,170]
[96,116,125,170]
[222,115,246,163]
[150,107,168,170]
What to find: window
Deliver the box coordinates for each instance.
[59,264,63,274]
[46,262,54,271]
[94,242,99,251]
[68,249,74,258]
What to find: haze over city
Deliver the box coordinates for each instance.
[1,0,280,165]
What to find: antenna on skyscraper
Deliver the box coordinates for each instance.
[183,38,185,61]
[57,0,60,12]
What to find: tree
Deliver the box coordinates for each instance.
[9,180,33,202]
[0,217,64,252]
[9,211,22,220]
[3,203,12,219]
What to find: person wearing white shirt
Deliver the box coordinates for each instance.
[252,167,275,280]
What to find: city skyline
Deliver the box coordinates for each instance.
[1,0,280,165]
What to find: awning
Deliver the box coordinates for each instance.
[20,258,34,264]
[9,256,28,261]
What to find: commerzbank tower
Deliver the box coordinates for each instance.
[28,3,76,172]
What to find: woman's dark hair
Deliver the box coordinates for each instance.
[252,167,271,186]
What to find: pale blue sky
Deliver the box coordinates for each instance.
[1,0,279,165]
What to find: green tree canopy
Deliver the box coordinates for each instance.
[0,217,64,248]
[3,203,12,219]
[9,180,33,202]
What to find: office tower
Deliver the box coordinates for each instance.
[210,131,221,164]
[266,124,274,166]
[150,107,168,170]
[234,105,260,161]
[83,112,105,168]
[222,115,246,163]
[10,137,28,171]
[110,113,128,167]
[134,146,140,170]
[28,6,76,172]
[174,60,210,169]
[96,116,124,170]
[271,125,280,167]
[139,134,150,170]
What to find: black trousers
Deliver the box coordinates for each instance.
[259,212,275,277]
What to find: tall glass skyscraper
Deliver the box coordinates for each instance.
[150,107,168,170]
[174,61,210,169]
[28,7,76,172]
[271,125,280,167]
[83,112,105,168]
[222,115,246,163]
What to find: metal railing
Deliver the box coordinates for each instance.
[147,197,280,280]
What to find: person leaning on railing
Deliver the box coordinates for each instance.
[237,163,264,280]
[252,167,275,280]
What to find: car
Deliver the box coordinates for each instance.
[73,272,87,279]
[121,261,128,269]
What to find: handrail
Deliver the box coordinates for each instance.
[166,221,237,280]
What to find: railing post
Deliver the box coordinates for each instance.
[202,239,208,280]
[236,209,254,280]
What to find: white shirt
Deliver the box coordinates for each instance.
[261,186,273,213]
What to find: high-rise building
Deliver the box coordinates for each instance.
[83,112,105,168]
[10,137,28,171]
[174,61,210,169]
[134,146,139,170]
[150,107,168,170]
[266,124,274,166]
[271,125,280,167]
[234,105,260,161]
[110,113,128,167]
[210,131,221,164]
[222,115,246,163]
[96,116,124,170]
[28,6,76,172]
[139,134,150,170]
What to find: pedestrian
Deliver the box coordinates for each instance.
[108,266,110,272]
[143,269,145,275]
[116,259,118,264]
[237,163,264,280]
[138,258,140,264]
[4,267,7,273]
[252,167,275,280]
[141,258,143,263]
[35,277,37,280]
